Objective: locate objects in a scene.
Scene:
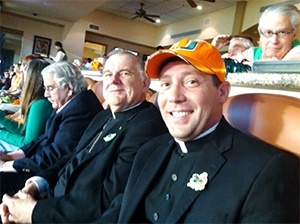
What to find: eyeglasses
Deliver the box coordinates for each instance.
[43,86,59,92]
[260,29,294,38]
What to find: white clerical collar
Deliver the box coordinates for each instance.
[174,122,219,154]
[111,102,142,119]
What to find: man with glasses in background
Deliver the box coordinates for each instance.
[234,4,300,62]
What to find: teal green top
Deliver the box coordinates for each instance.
[253,39,300,60]
[0,98,53,147]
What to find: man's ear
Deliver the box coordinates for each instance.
[143,76,151,89]
[66,83,74,96]
[218,81,231,103]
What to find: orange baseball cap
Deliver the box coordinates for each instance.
[145,38,226,82]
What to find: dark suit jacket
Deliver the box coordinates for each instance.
[117,117,299,223]
[31,101,168,223]
[13,90,103,174]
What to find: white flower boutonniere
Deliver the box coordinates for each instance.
[187,172,208,191]
[103,133,117,142]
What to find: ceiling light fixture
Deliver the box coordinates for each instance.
[156,18,161,23]
[197,5,203,10]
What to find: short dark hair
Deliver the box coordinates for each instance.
[55,41,63,48]
[156,45,164,51]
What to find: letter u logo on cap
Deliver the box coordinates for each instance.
[171,39,198,51]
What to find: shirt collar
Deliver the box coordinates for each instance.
[111,102,142,119]
[56,96,74,114]
[174,122,219,153]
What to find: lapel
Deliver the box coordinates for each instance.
[75,102,149,163]
[166,118,234,223]
[75,110,111,151]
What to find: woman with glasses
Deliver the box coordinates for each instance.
[0,59,53,152]
[234,4,300,62]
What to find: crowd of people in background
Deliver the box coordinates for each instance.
[72,56,107,72]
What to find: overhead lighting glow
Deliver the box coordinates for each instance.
[156,18,161,23]
[197,5,203,10]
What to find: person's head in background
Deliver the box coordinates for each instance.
[145,38,230,141]
[258,4,300,60]
[20,59,50,123]
[72,59,81,68]
[228,36,253,57]
[54,41,63,50]
[21,54,44,71]
[102,48,150,113]
[41,62,88,109]
[156,45,164,51]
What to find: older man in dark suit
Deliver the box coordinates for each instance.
[0,62,103,199]
[100,39,298,223]
[0,49,168,223]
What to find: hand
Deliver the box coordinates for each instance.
[0,161,16,172]
[0,151,13,162]
[1,192,36,223]
[0,150,25,162]
[211,34,231,50]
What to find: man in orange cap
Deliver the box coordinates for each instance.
[96,38,299,223]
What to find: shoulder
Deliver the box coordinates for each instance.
[283,45,300,60]
[226,124,296,167]
[135,133,173,158]
[29,98,52,109]
[64,90,103,112]
[126,102,166,128]
[132,101,162,119]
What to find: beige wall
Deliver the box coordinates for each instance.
[242,0,288,31]
[157,6,236,46]
[2,12,66,62]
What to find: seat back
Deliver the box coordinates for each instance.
[91,80,105,104]
[223,93,300,156]
[148,92,159,108]
[85,77,95,90]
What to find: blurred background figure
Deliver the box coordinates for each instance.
[211,35,253,58]
[82,57,92,70]
[51,41,68,62]
[72,59,82,69]
[156,45,164,51]
[0,59,52,152]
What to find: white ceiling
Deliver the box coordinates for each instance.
[2,0,245,26]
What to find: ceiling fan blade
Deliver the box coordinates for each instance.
[145,14,160,18]
[144,16,156,23]
[130,15,139,20]
[187,0,197,8]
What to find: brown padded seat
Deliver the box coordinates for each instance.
[223,93,300,157]
[91,80,105,104]
[85,77,96,90]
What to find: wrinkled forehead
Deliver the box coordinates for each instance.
[229,39,245,47]
[260,14,293,30]
[104,53,137,70]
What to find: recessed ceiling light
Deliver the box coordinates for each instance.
[197,5,203,10]
[156,18,161,23]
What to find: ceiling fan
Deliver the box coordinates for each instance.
[187,0,216,8]
[130,3,160,23]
